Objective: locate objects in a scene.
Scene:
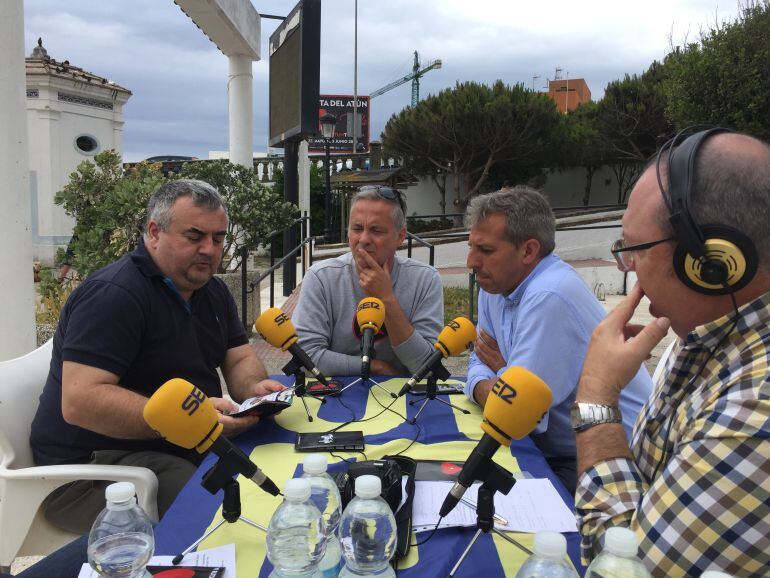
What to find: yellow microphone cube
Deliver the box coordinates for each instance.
[435,316,477,357]
[255,307,298,350]
[356,297,385,331]
[481,367,552,445]
[143,378,222,453]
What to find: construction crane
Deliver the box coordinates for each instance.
[370,51,442,107]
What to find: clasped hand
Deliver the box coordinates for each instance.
[474,329,505,373]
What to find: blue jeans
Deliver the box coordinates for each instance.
[4,535,88,578]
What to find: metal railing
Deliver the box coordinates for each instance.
[406,232,435,266]
[468,271,478,324]
[240,214,313,330]
[237,203,626,328]
[465,220,624,321]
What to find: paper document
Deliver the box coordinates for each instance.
[78,543,236,578]
[412,478,577,534]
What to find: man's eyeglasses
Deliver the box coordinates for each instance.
[359,185,406,215]
[611,237,673,272]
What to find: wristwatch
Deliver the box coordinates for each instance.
[570,402,622,432]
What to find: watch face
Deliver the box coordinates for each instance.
[570,404,584,429]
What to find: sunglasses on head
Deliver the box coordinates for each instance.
[359,185,406,214]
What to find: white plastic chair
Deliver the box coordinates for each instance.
[0,340,159,569]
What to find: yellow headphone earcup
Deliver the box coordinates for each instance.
[682,238,747,289]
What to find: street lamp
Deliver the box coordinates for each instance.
[320,113,336,244]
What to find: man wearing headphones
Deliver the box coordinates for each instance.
[574,129,770,577]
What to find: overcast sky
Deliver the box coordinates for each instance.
[23,0,744,162]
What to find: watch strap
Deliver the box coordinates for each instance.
[571,402,622,432]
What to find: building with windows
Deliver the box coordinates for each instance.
[25,39,131,262]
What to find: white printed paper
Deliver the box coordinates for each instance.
[412,478,577,534]
[77,543,237,578]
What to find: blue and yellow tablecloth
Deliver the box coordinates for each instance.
[154,376,584,577]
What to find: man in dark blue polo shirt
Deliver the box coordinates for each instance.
[30,179,284,533]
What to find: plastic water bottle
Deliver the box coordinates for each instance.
[87,482,154,578]
[585,527,651,578]
[302,454,343,578]
[266,478,326,578]
[515,531,578,578]
[338,475,397,578]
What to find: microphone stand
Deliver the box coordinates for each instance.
[446,463,532,578]
[338,346,395,397]
[172,457,269,565]
[282,356,325,423]
[408,366,470,424]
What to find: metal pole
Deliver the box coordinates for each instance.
[301,213,307,274]
[241,247,248,332]
[283,139,299,296]
[352,0,358,153]
[469,272,476,323]
[565,71,569,113]
[324,139,333,243]
[269,238,275,308]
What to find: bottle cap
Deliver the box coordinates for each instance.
[603,527,639,558]
[284,478,311,502]
[701,572,732,578]
[303,453,328,475]
[355,475,381,499]
[532,531,567,559]
[105,482,135,504]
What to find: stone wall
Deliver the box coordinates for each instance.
[217,271,261,335]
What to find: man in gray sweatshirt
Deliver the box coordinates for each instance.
[293,186,443,377]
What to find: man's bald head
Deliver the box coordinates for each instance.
[652,132,770,272]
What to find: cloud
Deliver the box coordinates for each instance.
[23,0,746,161]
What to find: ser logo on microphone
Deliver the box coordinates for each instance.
[181,386,207,416]
[358,301,381,310]
[273,312,290,326]
[447,320,474,349]
[491,378,517,404]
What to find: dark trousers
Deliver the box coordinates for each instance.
[42,450,197,534]
[545,454,577,496]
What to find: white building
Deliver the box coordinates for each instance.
[25,39,131,263]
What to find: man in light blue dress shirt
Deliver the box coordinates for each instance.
[464,186,652,493]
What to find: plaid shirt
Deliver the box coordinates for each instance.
[576,291,770,577]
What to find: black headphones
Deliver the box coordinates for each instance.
[656,127,758,295]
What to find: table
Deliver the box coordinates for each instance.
[153,376,584,577]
